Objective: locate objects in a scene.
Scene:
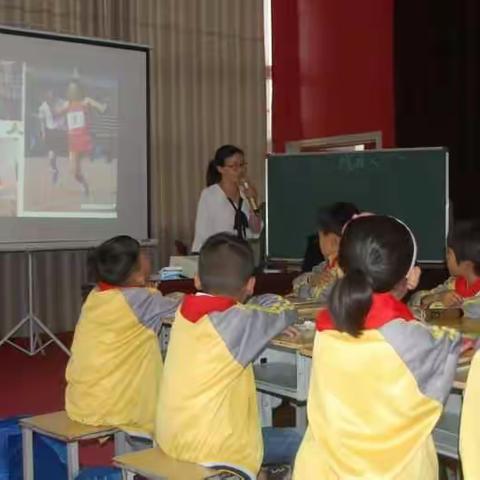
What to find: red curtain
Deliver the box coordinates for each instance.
[271,0,395,152]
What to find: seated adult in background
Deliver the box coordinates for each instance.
[292,202,358,301]
[66,236,180,438]
[192,145,262,253]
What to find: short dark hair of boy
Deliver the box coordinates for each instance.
[199,233,255,296]
[317,202,359,236]
[448,220,480,275]
[89,235,140,285]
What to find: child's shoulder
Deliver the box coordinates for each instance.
[120,286,175,311]
[379,318,460,356]
[121,285,158,295]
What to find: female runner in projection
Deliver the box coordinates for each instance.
[59,79,107,197]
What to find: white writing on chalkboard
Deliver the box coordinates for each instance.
[338,155,380,172]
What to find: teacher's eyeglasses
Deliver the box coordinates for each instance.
[224,162,248,170]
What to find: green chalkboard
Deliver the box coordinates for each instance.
[266,148,448,262]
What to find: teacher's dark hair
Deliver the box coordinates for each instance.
[329,216,414,337]
[206,145,244,186]
[89,235,140,285]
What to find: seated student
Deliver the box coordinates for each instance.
[293,216,461,480]
[410,220,480,318]
[292,202,358,301]
[66,236,180,438]
[155,233,302,480]
[460,347,480,479]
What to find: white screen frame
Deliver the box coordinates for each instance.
[0,26,152,247]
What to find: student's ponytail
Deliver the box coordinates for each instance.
[329,269,373,337]
[206,158,221,186]
[327,215,417,337]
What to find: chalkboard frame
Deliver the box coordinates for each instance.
[265,147,449,264]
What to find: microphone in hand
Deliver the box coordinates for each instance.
[239,178,260,214]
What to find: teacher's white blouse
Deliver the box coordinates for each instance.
[192,183,260,252]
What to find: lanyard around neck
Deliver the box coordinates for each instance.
[227,197,247,239]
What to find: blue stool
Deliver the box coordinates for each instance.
[75,466,121,479]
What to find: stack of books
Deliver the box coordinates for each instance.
[158,266,184,281]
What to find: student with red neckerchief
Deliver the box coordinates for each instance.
[291,202,358,302]
[66,236,181,439]
[293,215,460,480]
[156,233,301,480]
[411,220,480,318]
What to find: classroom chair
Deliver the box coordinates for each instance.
[20,411,128,480]
[113,447,217,480]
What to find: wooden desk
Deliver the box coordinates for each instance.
[158,271,299,296]
[255,327,315,430]
[271,329,314,351]
[300,345,313,358]
[427,316,480,338]
[157,278,195,295]
[286,296,325,320]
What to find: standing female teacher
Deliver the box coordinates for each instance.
[192,145,263,253]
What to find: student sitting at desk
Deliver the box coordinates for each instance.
[66,236,180,438]
[294,215,461,480]
[155,233,302,480]
[460,348,480,479]
[291,202,358,301]
[410,220,480,318]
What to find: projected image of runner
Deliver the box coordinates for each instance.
[0,29,148,244]
[21,66,118,218]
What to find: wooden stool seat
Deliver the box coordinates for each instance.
[114,447,215,480]
[20,410,126,480]
[20,411,119,441]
